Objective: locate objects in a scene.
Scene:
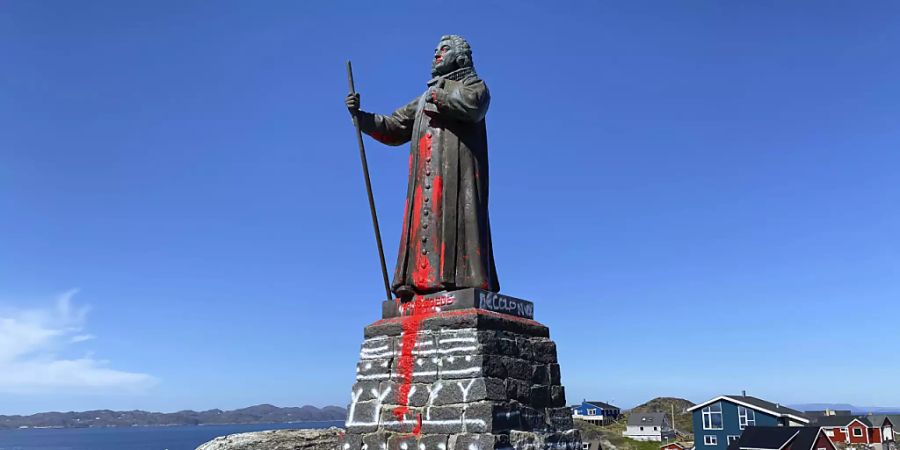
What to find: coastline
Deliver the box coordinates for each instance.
[3,419,344,431]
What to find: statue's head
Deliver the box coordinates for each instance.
[431,35,473,77]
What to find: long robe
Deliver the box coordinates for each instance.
[357,68,500,296]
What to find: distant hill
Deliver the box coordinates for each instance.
[629,397,696,434]
[790,404,900,415]
[0,404,347,429]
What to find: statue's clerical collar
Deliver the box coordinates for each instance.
[428,66,476,86]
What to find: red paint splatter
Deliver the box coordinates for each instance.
[393,296,437,436]
[372,307,545,328]
[412,132,434,290]
[431,175,443,267]
[418,133,432,160]
[411,185,427,289]
[412,413,423,436]
[431,175,443,215]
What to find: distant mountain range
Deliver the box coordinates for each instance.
[0,404,347,429]
[789,404,900,415]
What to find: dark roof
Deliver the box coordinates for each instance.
[790,427,828,450]
[688,396,809,422]
[867,415,900,427]
[813,416,871,427]
[585,401,619,410]
[727,396,808,419]
[732,426,823,450]
[627,412,668,426]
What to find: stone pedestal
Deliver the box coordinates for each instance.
[341,289,580,450]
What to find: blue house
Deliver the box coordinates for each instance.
[688,395,810,450]
[572,400,621,426]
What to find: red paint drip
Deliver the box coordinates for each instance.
[393,296,436,433]
[431,175,443,270]
[411,413,423,436]
[372,308,545,328]
[412,133,434,290]
[411,185,426,288]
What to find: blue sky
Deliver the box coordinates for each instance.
[1,1,898,415]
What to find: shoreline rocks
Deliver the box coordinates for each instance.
[196,427,343,450]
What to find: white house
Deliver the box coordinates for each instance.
[624,413,676,442]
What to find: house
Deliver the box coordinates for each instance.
[867,415,897,443]
[624,412,676,442]
[572,401,621,426]
[662,442,693,450]
[581,440,604,450]
[814,415,896,447]
[688,395,811,450]
[814,416,871,444]
[727,426,836,450]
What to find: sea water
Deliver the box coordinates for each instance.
[0,420,343,450]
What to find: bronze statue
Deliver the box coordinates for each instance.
[346,35,499,301]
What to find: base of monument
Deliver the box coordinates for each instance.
[340,302,580,450]
[380,289,535,321]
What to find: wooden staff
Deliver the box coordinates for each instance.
[346,61,392,301]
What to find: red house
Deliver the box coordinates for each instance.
[814,416,894,445]
[869,415,897,443]
[661,443,688,450]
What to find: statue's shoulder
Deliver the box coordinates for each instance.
[464,74,484,85]
[450,75,485,90]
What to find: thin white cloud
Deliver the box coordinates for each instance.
[69,334,95,343]
[0,290,157,393]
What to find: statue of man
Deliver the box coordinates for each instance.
[345,35,499,301]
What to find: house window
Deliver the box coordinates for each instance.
[704,435,718,446]
[853,428,863,437]
[738,406,756,430]
[582,444,590,450]
[588,409,597,416]
[703,403,724,430]
[640,427,644,431]
[654,427,659,431]
[728,436,740,445]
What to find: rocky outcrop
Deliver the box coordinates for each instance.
[196,427,342,450]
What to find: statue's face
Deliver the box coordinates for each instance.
[431,39,457,76]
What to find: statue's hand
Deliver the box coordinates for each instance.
[345,92,360,115]
[425,87,448,107]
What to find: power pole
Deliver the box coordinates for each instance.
[672,404,677,436]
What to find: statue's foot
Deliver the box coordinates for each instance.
[395,286,416,303]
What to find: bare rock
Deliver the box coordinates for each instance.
[196,427,343,450]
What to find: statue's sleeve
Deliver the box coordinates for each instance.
[356,97,419,146]
[435,80,490,123]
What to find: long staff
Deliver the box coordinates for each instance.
[346,61,392,301]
